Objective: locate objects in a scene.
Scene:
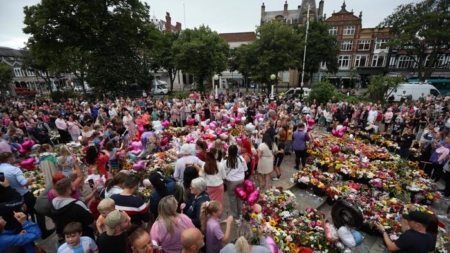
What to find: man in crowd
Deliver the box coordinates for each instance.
[98,210,131,253]
[180,227,205,253]
[110,175,150,227]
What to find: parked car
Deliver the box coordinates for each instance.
[281,87,311,98]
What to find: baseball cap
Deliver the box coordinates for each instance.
[105,210,125,236]
[402,211,430,226]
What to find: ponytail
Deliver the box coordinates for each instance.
[234,236,251,253]
[200,202,209,231]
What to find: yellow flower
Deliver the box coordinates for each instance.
[269,219,277,226]
[274,237,279,242]
[250,213,257,219]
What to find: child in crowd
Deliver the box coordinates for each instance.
[285,124,293,155]
[95,198,116,233]
[201,200,233,253]
[272,142,285,181]
[57,222,98,253]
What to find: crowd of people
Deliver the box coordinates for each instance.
[0,88,448,253]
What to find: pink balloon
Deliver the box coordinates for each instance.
[235,117,242,124]
[130,149,142,155]
[247,190,260,206]
[252,203,262,213]
[138,126,144,133]
[131,160,145,171]
[20,158,36,170]
[217,128,223,134]
[186,118,195,125]
[22,140,34,150]
[331,129,337,136]
[266,236,278,253]
[162,120,170,128]
[244,180,255,194]
[220,133,228,140]
[209,122,217,130]
[230,122,236,128]
[19,148,27,154]
[242,135,247,141]
[338,131,344,138]
[223,114,230,123]
[235,187,248,201]
[331,145,340,154]
[342,126,347,132]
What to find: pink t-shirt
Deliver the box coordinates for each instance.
[47,188,80,203]
[150,214,194,253]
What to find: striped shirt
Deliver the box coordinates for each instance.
[110,194,150,226]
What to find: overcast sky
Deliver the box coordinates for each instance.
[0,0,417,49]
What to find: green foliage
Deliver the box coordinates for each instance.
[168,91,190,99]
[380,0,450,81]
[23,0,160,92]
[296,21,340,79]
[307,81,337,104]
[0,64,13,88]
[49,90,80,102]
[153,31,179,92]
[366,75,403,104]
[173,26,229,91]
[336,94,362,104]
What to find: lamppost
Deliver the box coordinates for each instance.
[270,74,276,98]
[213,74,219,98]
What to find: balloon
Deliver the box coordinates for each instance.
[128,152,137,162]
[22,140,35,150]
[223,114,230,123]
[131,160,145,171]
[20,158,36,170]
[130,149,142,155]
[338,131,344,138]
[217,129,223,134]
[19,148,27,154]
[243,180,255,194]
[336,125,344,131]
[265,236,278,253]
[235,117,242,124]
[331,145,340,154]
[138,126,144,133]
[186,118,195,125]
[349,134,354,139]
[219,133,228,140]
[209,122,217,130]
[241,116,247,122]
[252,203,262,213]
[162,120,170,129]
[230,122,236,128]
[242,135,247,141]
[245,123,256,132]
[131,141,143,150]
[247,190,260,206]
[30,144,40,151]
[331,129,337,136]
[143,179,152,187]
[235,187,248,201]
[342,126,347,132]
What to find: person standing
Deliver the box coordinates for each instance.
[0,152,54,239]
[97,210,131,253]
[256,133,277,190]
[55,114,71,144]
[292,124,310,170]
[110,175,150,227]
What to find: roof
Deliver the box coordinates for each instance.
[0,47,24,57]
[219,32,256,43]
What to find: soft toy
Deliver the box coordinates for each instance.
[162,120,170,129]
[20,158,36,170]
[152,121,163,131]
[325,221,339,243]
[131,160,146,171]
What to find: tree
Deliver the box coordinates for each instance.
[173,25,229,91]
[0,64,13,89]
[307,81,337,104]
[23,0,159,93]
[296,21,340,84]
[234,45,256,92]
[242,22,302,93]
[366,75,403,104]
[380,0,450,81]
[153,31,179,92]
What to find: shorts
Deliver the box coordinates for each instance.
[274,155,284,167]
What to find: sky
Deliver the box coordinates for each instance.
[0,0,417,50]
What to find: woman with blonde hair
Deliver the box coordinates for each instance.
[220,222,270,253]
[56,144,78,177]
[150,195,194,253]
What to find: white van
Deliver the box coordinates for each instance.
[151,80,169,95]
[388,83,440,101]
[282,87,311,98]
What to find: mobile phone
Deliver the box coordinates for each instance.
[0,172,4,182]
[88,179,94,189]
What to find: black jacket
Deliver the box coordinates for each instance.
[185,191,210,229]
[51,197,95,240]
[0,185,23,231]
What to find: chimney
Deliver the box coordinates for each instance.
[175,22,182,31]
[261,2,265,17]
[319,0,324,18]
[284,1,288,15]
[165,12,172,32]
[298,5,301,10]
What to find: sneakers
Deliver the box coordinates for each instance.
[272,177,280,181]
[437,215,450,223]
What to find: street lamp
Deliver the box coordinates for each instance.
[270,74,276,98]
[213,74,219,98]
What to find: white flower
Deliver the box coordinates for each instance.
[286,235,293,242]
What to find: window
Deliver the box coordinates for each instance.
[343,26,355,35]
[13,68,23,77]
[338,55,351,68]
[371,55,386,67]
[26,70,35,77]
[329,26,338,36]
[358,40,370,51]
[374,39,389,50]
[397,55,415,68]
[355,55,368,67]
[282,71,290,82]
[341,40,353,51]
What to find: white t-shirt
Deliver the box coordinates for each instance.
[221,156,247,182]
[200,162,226,187]
[173,156,205,184]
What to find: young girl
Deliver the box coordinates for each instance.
[285,124,293,155]
[200,200,233,253]
[272,142,285,181]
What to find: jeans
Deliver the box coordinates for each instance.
[294,149,307,168]
[285,140,292,154]
[226,179,244,217]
